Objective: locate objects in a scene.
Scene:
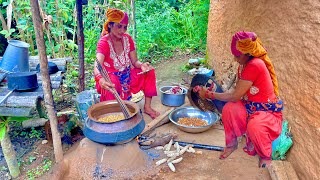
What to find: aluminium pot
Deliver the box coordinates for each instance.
[159,86,187,107]
[83,100,145,145]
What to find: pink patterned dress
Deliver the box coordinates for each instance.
[95,33,157,101]
[222,58,283,160]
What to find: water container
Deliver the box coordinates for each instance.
[75,90,99,125]
[0,40,30,73]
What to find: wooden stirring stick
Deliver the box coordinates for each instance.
[95,59,131,119]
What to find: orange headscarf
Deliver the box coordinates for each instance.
[101,8,129,36]
[231,31,279,96]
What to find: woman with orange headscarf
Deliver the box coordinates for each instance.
[94,8,160,119]
[194,31,283,168]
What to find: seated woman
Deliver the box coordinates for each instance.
[195,31,283,168]
[94,8,160,119]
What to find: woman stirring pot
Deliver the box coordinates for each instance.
[94,8,160,119]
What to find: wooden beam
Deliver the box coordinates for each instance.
[30,0,63,162]
[0,96,40,107]
[76,0,85,92]
[0,107,33,117]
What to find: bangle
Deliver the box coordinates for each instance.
[210,92,215,100]
[205,90,210,99]
[205,90,215,100]
[94,74,102,82]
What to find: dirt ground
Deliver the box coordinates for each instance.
[44,52,271,180]
[2,52,271,179]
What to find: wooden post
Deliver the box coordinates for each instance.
[1,131,20,178]
[76,0,85,92]
[130,0,137,41]
[30,0,63,162]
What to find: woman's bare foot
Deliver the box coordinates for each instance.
[219,146,237,159]
[144,107,160,119]
[259,158,271,168]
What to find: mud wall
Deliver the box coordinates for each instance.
[206,0,320,179]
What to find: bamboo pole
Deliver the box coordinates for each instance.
[0,12,10,40]
[30,0,63,162]
[130,0,136,41]
[12,6,25,42]
[76,0,85,92]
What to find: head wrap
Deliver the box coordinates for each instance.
[231,31,279,96]
[101,8,129,36]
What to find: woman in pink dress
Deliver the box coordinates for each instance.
[195,31,283,167]
[94,8,160,119]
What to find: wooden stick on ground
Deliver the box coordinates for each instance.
[141,107,175,136]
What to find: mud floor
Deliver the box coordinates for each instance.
[48,54,271,180]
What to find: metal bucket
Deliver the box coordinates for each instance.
[0,40,30,73]
[160,86,187,107]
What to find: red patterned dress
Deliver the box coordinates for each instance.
[222,58,283,160]
[95,33,157,101]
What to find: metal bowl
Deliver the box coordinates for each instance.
[159,86,187,107]
[169,106,219,133]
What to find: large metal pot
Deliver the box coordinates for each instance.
[83,100,145,144]
[0,72,38,104]
[159,86,187,107]
[7,72,38,90]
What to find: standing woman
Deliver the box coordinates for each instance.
[195,31,283,167]
[94,8,160,119]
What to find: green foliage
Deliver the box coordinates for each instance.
[0,124,6,141]
[180,63,193,72]
[29,128,42,139]
[135,0,210,62]
[7,116,30,122]
[28,156,37,165]
[18,128,43,140]
[0,28,15,38]
[0,116,8,141]
[0,0,210,91]
[64,62,79,93]
[26,159,52,179]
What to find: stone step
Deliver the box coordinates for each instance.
[268,160,299,180]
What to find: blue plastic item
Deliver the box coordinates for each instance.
[205,69,214,77]
[75,90,98,125]
[272,120,293,160]
[0,40,30,73]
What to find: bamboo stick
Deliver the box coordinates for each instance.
[95,59,131,118]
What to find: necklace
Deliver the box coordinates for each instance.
[109,35,128,69]
[110,35,124,56]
